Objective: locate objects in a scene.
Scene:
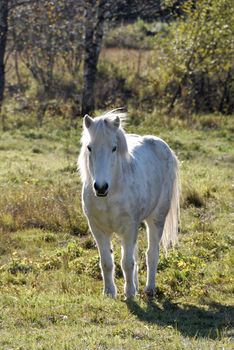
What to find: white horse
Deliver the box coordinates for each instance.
[78,109,180,299]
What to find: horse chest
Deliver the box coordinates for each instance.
[85,196,130,234]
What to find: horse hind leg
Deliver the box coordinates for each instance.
[144,213,166,296]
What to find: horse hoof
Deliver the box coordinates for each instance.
[104,287,117,299]
[124,287,137,300]
[144,287,156,298]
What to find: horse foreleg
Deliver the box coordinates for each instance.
[134,243,139,292]
[92,229,117,298]
[121,233,138,299]
[144,218,164,296]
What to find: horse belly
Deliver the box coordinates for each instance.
[127,166,163,222]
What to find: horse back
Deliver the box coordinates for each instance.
[126,134,173,167]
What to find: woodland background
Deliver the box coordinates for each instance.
[0,0,233,127]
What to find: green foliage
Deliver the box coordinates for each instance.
[99,1,234,115]
[95,60,131,110]
[5,254,35,275]
[40,241,84,271]
[153,0,234,114]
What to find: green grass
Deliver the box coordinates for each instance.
[0,114,233,349]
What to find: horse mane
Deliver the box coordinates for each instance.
[78,110,129,183]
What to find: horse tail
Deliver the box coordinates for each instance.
[161,152,180,253]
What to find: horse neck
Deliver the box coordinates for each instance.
[112,153,130,190]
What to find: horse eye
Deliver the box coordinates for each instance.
[87,145,92,152]
[112,146,117,153]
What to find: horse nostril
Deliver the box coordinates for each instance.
[93,182,109,195]
[94,182,98,191]
[103,183,108,192]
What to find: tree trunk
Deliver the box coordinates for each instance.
[219,68,232,114]
[12,14,22,93]
[81,0,105,116]
[0,0,8,119]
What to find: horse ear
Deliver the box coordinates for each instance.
[105,115,120,130]
[84,114,93,129]
[113,115,120,129]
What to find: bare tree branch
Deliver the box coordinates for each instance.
[8,0,37,11]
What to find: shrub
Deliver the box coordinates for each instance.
[153,0,234,115]
[95,61,131,109]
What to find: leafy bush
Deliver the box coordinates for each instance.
[153,0,234,114]
[95,61,132,109]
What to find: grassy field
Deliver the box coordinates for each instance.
[0,113,233,349]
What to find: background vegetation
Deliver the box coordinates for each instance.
[0,0,233,349]
[1,0,233,126]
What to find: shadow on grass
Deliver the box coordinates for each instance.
[126,298,234,339]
